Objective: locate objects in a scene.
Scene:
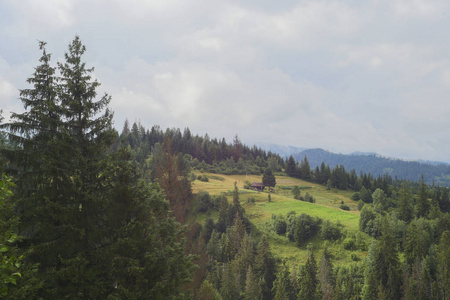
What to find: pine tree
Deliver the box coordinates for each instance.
[106,150,194,299]
[298,248,320,300]
[285,155,297,177]
[438,231,450,299]
[0,41,70,298]
[318,248,334,300]
[272,260,295,300]
[220,262,240,300]
[254,236,277,300]
[234,232,255,291]
[415,176,429,219]
[404,222,427,266]
[372,217,401,300]
[228,182,245,225]
[299,156,311,180]
[197,280,222,300]
[439,188,450,213]
[397,180,414,223]
[2,37,195,299]
[262,168,276,189]
[1,41,59,176]
[25,36,117,298]
[244,265,261,300]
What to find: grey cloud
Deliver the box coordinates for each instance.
[2,0,450,162]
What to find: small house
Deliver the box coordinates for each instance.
[251,182,265,192]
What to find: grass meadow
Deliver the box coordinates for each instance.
[191,172,368,265]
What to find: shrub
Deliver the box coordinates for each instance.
[343,238,356,250]
[357,200,364,211]
[321,220,341,241]
[243,180,252,189]
[291,186,301,200]
[352,192,361,201]
[340,204,350,211]
[301,192,315,203]
[246,197,255,205]
[287,213,322,246]
[196,191,212,212]
[271,215,287,235]
[197,175,209,182]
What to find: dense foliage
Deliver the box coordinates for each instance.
[0,38,193,299]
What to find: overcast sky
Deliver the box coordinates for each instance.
[1,0,450,162]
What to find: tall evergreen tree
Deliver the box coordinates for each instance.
[318,248,334,300]
[285,156,297,177]
[397,180,414,223]
[0,41,66,298]
[2,37,194,299]
[371,217,401,299]
[415,176,429,218]
[299,156,311,180]
[272,260,295,300]
[438,231,450,299]
[254,236,277,300]
[220,262,240,300]
[106,150,194,299]
[262,168,276,189]
[439,188,450,213]
[244,265,261,300]
[298,248,319,300]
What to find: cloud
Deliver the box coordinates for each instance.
[2,0,450,162]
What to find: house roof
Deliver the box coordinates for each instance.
[251,182,264,187]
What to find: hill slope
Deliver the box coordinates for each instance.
[192,172,366,264]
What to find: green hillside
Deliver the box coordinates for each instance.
[192,172,368,265]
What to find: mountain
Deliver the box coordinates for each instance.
[292,148,450,186]
[255,143,306,158]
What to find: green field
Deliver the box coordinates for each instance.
[192,172,368,264]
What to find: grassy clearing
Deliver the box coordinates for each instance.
[191,172,365,264]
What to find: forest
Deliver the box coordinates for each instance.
[1,37,450,299]
[292,148,450,187]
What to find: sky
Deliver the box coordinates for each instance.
[1,0,450,163]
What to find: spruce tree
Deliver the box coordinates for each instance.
[0,41,65,298]
[262,168,276,189]
[2,36,195,299]
[244,265,261,300]
[318,248,334,300]
[272,260,295,300]
[299,156,311,180]
[415,176,429,218]
[25,36,117,298]
[298,249,319,300]
[254,236,277,300]
[285,155,297,177]
[372,217,401,299]
[438,231,450,299]
[106,150,194,299]
[439,187,450,213]
[397,180,414,223]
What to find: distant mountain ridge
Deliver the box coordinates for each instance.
[293,148,450,186]
[256,143,306,158]
[259,144,450,186]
